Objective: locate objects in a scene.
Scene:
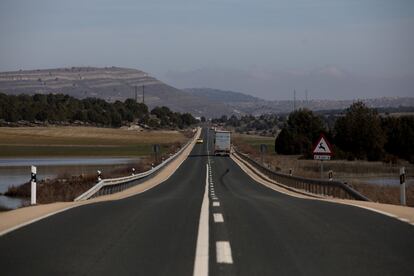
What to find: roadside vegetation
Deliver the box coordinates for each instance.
[228,102,414,206]
[0,93,197,128]
[222,102,414,164]
[0,93,198,206]
[233,133,414,206]
[4,133,192,203]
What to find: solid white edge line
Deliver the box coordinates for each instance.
[0,128,202,237]
[193,164,210,276]
[232,154,414,227]
[0,205,78,237]
[216,241,233,264]
[213,213,224,223]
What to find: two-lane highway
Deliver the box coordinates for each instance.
[0,130,210,275]
[1,127,414,275]
[205,128,414,275]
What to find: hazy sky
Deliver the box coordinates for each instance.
[1,0,413,100]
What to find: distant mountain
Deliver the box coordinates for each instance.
[185,87,414,115]
[0,67,233,117]
[165,66,414,101]
[184,88,268,115]
[1,67,413,118]
[185,88,262,103]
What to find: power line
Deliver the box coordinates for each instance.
[142,84,145,104]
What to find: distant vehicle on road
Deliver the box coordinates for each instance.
[196,138,204,144]
[214,130,231,156]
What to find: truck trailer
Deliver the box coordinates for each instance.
[214,130,231,156]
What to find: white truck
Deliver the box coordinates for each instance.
[214,130,231,156]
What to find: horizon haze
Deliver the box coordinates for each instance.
[1,0,413,100]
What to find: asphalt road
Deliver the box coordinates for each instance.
[1,128,414,275]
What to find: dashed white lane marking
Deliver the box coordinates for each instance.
[213,213,224,223]
[213,202,220,207]
[193,164,210,276]
[212,197,218,200]
[216,241,233,264]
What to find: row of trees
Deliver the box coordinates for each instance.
[214,114,283,136]
[0,93,197,129]
[274,102,414,163]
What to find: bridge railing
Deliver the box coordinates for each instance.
[74,128,199,201]
[233,148,370,201]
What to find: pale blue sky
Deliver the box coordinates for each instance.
[1,0,413,99]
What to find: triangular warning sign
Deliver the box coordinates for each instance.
[312,134,333,155]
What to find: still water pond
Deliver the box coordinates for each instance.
[0,157,140,210]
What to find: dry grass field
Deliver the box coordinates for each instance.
[232,133,275,153]
[0,126,188,157]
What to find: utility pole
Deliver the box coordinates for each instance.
[293,89,296,111]
[305,89,308,108]
[142,84,145,104]
[134,85,137,102]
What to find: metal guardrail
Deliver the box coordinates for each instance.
[74,128,200,201]
[233,148,370,201]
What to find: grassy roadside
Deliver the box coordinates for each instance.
[233,133,414,206]
[0,126,188,157]
[232,133,275,153]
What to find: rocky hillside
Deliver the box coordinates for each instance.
[0,67,232,117]
[1,67,413,117]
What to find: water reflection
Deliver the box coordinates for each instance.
[0,157,140,210]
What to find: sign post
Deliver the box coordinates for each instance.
[400,167,406,206]
[31,166,37,205]
[312,134,333,179]
[328,170,333,181]
[260,144,267,164]
[153,144,160,164]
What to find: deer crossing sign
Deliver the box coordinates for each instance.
[313,134,333,160]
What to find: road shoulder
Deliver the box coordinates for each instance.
[0,128,201,236]
[231,152,414,226]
